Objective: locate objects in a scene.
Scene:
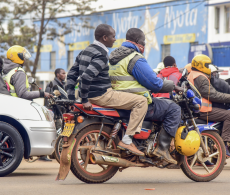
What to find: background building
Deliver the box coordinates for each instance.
[34,0,208,89]
[207,0,230,79]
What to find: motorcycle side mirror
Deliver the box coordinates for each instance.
[28,77,36,84]
[49,81,53,89]
[182,68,188,78]
[53,85,59,91]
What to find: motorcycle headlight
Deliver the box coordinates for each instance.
[31,102,53,121]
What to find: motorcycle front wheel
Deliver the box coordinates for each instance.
[70,125,119,184]
[180,130,226,182]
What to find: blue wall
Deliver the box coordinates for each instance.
[35,0,208,71]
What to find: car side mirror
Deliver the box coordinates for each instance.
[28,77,36,84]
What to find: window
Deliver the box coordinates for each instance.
[161,44,171,61]
[215,7,220,34]
[225,6,230,33]
[190,42,199,47]
[68,51,74,69]
[50,51,56,70]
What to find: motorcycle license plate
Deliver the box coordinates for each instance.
[60,123,75,137]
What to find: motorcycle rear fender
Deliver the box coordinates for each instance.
[73,117,114,134]
[189,124,217,133]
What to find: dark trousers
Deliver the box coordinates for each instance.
[199,107,230,142]
[146,98,181,137]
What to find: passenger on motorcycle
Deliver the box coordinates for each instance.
[67,24,148,156]
[187,54,230,157]
[153,56,182,98]
[109,28,182,164]
[3,45,52,99]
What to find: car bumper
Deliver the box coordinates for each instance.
[19,120,57,156]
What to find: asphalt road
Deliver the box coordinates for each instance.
[1,159,230,195]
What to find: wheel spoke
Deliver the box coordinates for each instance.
[0,136,9,147]
[209,151,219,158]
[200,162,211,173]
[204,136,208,150]
[1,151,13,158]
[190,154,198,169]
[2,147,15,152]
[83,149,90,170]
[0,132,3,141]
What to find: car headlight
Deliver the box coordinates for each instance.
[31,102,53,121]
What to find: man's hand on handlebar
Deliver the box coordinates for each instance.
[83,101,93,111]
[174,86,184,93]
[44,92,53,99]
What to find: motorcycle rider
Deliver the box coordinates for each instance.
[154,56,182,98]
[67,24,148,156]
[44,68,66,107]
[208,64,230,109]
[187,54,230,157]
[109,28,182,164]
[0,58,10,95]
[3,45,52,99]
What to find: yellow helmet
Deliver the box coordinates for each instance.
[175,126,200,156]
[6,45,31,65]
[191,54,212,75]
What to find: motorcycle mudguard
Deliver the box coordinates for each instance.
[73,117,114,134]
[56,134,76,181]
[189,124,217,133]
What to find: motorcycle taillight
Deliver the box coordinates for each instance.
[63,113,74,121]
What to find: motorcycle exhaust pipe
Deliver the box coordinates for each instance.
[89,153,146,168]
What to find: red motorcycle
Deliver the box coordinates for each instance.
[55,87,225,183]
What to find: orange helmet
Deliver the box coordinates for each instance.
[185,63,192,73]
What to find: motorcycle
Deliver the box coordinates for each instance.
[55,71,225,183]
[28,77,66,163]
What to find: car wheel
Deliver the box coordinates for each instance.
[0,122,24,177]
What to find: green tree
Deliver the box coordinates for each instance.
[0,0,97,77]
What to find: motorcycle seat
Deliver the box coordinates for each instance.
[188,118,208,125]
[73,103,152,121]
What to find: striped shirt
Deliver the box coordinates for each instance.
[67,44,111,103]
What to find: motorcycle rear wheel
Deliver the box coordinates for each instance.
[180,130,226,182]
[70,125,119,183]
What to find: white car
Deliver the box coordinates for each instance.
[0,94,56,177]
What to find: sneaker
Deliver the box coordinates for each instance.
[38,156,52,162]
[195,160,214,167]
[117,141,145,156]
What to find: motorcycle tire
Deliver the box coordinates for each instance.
[180,130,226,182]
[0,122,24,177]
[70,125,119,183]
[54,135,63,164]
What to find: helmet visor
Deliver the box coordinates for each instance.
[205,63,211,69]
[23,48,31,60]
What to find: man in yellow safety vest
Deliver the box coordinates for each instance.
[3,45,52,99]
[188,54,230,157]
